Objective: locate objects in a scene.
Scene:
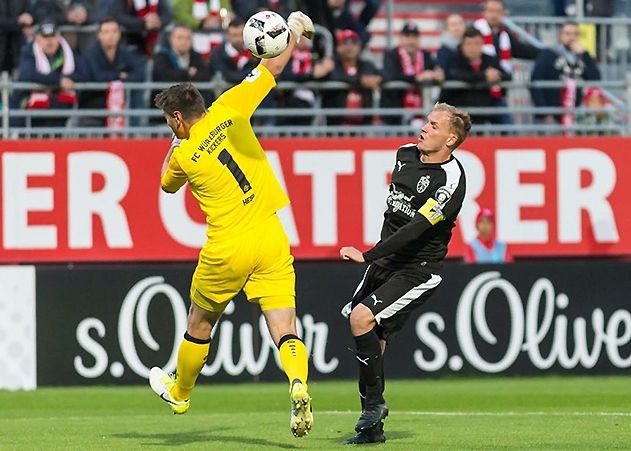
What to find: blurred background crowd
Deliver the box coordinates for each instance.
[1,0,627,134]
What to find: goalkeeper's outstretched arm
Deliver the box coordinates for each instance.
[261,11,315,77]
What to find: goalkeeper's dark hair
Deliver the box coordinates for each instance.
[154,83,206,121]
[433,102,472,150]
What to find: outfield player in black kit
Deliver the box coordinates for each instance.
[339,102,471,444]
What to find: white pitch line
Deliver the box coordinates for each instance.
[2,411,630,422]
[320,410,631,417]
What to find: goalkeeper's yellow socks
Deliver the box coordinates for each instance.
[171,332,210,402]
[278,334,309,389]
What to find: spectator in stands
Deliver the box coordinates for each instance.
[279,36,334,125]
[439,26,510,125]
[173,0,228,59]
[152,24,212,110]
[0,0,33,74]
[436,14,465,71]
[30,0,93,26]
[306,0,369,47]
[108,0,172,56]
[585,0,615,17]
[174,0,215,28]
[10,21,88,127]
[348,0,381,28]
[80,17,145,127]
[30,0,98,51]
[464,208,512,263]
[315,0,379,31]
[209,17,276,124]
[474,0,539,67]
[551,0,567,16]
[530,21,600,127]
[584,0,615,62]
[380,21,444,126]
[208,17,257,84]
[230,0,296,19]
[322,28,381,126]
[578,86,613,134]
[474,0,539,124]
[556,0,615,17]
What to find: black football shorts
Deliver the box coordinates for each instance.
[341,263,442,341]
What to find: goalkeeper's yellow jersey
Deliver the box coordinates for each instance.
[161,65,289,240]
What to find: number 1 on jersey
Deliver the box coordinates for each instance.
[218,149,252,193]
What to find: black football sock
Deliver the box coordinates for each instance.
[380,356,385,398]
[359,360,384,410]
[353,328,385,405]
[359,380,367,410]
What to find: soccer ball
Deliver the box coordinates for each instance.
[243,10,291,58]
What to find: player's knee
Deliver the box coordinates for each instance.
[349,305,375,334]
[186,303,221,339]
[186,320,213,340]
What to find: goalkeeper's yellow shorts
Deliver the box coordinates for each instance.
[190,213,295,313]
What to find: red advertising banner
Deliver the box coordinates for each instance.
[1,137,630,262]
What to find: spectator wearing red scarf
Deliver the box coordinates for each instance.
[209,17,279,124]
[321,29,382,126]
[439,26,511,126]
[209,18,258,84]
[108,0,172,56]
[380,21,444,126]
[530,21,600,128]
[279,37,334,125]
[473,0,539,126]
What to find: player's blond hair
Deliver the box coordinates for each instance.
[433,103,472,150]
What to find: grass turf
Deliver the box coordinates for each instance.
[1,376,630,450]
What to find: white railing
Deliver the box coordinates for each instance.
[2,77,628,138]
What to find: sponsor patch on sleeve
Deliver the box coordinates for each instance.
[418,197,445,225]
[245,68,262,83]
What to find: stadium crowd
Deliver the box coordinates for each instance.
[1,0,611,128]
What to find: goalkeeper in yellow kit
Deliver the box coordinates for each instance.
[148,12,315,438]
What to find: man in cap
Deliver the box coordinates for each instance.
[322,28,382,125]
[10,21,87,127]
[380,21,444,126]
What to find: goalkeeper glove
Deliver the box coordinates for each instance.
[288,11,315,42]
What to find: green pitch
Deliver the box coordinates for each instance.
[1,376,630,450]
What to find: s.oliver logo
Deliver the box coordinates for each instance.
[73,277,338,379]
[414,272,631,373]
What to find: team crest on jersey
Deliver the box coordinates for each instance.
[417,175,430,193]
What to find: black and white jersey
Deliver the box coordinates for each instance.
[363,143,467,270]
